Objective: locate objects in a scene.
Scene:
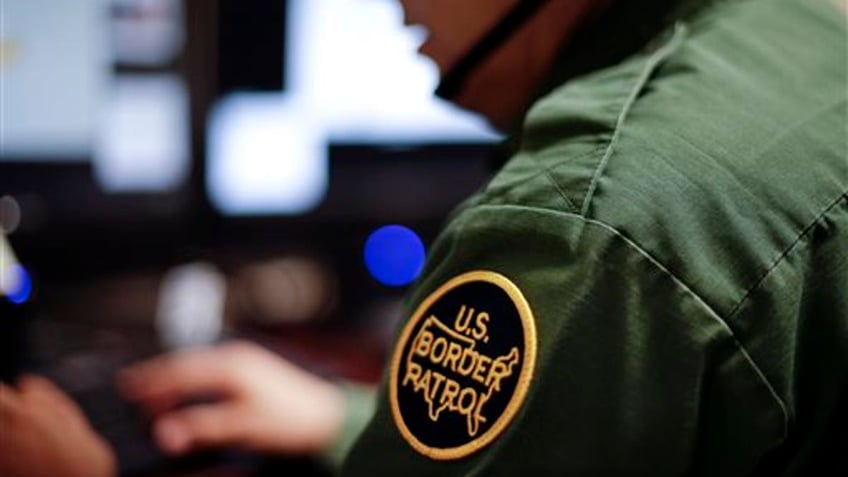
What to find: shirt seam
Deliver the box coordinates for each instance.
[580,22,689,216]
[481,147,606,212]
[526,148,604,213]
[726,190,848,320]
[466,201,791,441]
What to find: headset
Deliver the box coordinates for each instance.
[435,0,552,100]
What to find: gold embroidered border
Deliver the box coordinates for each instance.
[389,270,537,460]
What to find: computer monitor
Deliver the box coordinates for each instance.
[206,0,501,217]
[0,0,192,230]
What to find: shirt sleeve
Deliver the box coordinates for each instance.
[320,382,376,472]
[341,203,785,476]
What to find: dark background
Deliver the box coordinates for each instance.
[0,0,498,475]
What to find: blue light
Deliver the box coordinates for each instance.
[7,265,32,305]
[364,225,426,287]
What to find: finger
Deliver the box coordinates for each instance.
[18,374,76,406]
[152,404,247,455]
[118,347,238,405]
[0,381,20,410]
[17,374,86,425]
[18,375,81,412]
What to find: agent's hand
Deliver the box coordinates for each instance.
[119,341,345,457]
[0,375,116,477]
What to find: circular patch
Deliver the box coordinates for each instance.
[389,270,537,460]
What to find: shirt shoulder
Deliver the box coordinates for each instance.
[478,0,847,317]
[465,2,847,469]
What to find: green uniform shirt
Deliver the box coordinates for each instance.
[342,0,847,474]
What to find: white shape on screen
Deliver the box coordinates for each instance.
[207,0,501,216]
[93,75,189,192]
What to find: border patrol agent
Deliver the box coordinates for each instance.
[1,1,844,476]
[341,0,848,474]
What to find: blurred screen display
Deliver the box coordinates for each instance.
[1,0,189,194]
[207,0,501,216]
[1,0,109,160]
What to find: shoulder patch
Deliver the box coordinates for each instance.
[389,270,537,460]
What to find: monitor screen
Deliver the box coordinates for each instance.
[1,0,189,194]
[1,0,108,161]
[206,0,501,216]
